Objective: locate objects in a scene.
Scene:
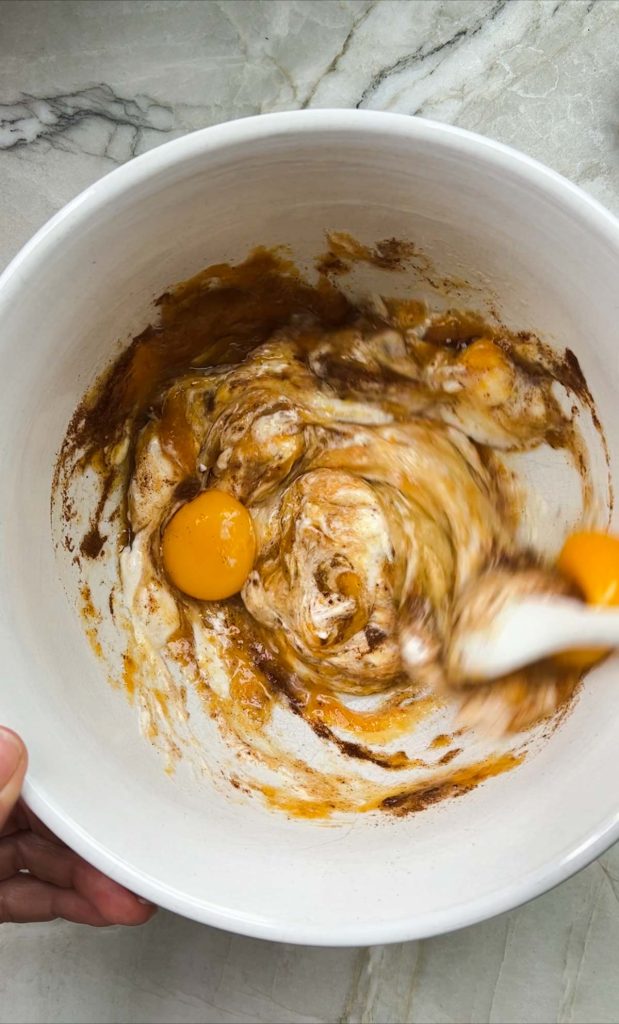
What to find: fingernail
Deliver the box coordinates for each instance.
[136,897,156,907]
[0,728,23,785]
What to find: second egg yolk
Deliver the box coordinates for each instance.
[555,530,619,668]
[162,490,256,601]
[459,338,506,373]
[558,531,619,606]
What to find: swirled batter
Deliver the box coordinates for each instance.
[56,242,607,818]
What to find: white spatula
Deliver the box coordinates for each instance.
[451,594,618,682]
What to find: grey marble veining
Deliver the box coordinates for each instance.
[1,0,618,272]
[1,2,619,1022]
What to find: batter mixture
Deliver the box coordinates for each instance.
[55,240,606,817]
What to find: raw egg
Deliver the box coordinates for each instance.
[555,531,619,668]
[162,490,256,601]
[459,338,506,372]
[458,339,512,404]
[557,531,619,606]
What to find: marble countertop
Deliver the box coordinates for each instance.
[1,2,618,1022]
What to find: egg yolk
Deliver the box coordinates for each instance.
[457,339,513,405]
[555,531,619,668]
[558,531,619,605]
[162,490,256,601]
[459,338,506,373]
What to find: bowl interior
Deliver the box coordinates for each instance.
[1,113,618,943]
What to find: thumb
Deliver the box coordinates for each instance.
[0,727,27,829]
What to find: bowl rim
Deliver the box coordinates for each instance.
[3,108,619,946]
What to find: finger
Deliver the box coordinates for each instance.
[0,798,35,838]
[71,860,157,925]
[0,831,156,924]
[0,875,113,925]
[1,800,72,844]
[0,831,79,884]
[0,729,27,831]
[0,806,21,838]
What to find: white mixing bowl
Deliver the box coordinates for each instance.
[1,110,618,945]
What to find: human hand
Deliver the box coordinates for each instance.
[0,726,156,925]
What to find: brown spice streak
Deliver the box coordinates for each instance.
[438,747,462,766]
[311,719,412,771]
[80,525,106,558]
[249,640,415,770]
[316,232,420,275]
[379,753,523,816]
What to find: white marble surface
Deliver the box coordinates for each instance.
[1,1,619,1021]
